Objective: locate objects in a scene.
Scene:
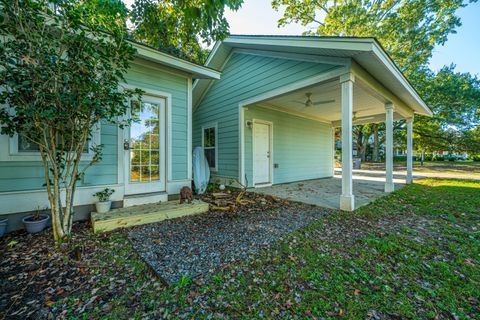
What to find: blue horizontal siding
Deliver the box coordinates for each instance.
[244,107,333,187]
[193,52,339,179]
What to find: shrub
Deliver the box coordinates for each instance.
[423,154,433,161]
[393,155,407,162]
[432,155,445,161]
[469,155,480,162]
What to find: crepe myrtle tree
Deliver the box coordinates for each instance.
[0,0,142,241]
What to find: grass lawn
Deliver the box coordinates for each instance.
[363,161,480,176]
[3,179,478,319]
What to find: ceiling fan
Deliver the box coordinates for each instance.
[293,93,335,108]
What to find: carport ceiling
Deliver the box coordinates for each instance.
[261,79,402,123]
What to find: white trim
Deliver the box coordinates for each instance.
[0,123,101,162]
[187,77,193,180]
[351,62,414,118]
[371,43,431,116]
[239,107,246,186]
[0,184,124,215]
[123,93,169,195]
[117,123,124,185]
[200,36,431,117]
[252,119,273,187]
[201,122,218,172]
[132,42,220,80]
[122,84,173,185]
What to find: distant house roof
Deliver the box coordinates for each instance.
[193,35,432,116]
[131,41,221,80]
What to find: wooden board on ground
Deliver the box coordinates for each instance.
[91,200,209,233]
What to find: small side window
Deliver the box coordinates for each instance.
[202,125,217,171]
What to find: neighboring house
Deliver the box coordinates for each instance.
[193,35,432,210]
[0,42,220,231]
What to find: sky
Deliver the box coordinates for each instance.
[123,0,480,76]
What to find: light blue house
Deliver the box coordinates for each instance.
[1,35,433,233]
[193,35,432,210]
[0,42,219,231]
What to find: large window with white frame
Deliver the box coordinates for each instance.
[0,125,101,161]
[202,124,217,171]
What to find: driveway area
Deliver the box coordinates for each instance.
[252,170,407,210]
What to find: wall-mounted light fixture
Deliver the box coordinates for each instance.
[246,120,253,129]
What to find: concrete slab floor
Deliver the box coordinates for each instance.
[251,171,406,210]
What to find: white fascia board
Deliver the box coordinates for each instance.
[371,43,432,117]
[133,43,221,80]
[224,36,374,52]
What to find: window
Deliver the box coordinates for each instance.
[0,125,101,161]
[202,124,217,171]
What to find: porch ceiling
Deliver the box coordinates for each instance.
[257,78,404,125]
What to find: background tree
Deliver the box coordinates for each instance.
[272,0,480,157]
[0,0,141,241]
[130,0,243,63]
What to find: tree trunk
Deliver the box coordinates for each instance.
[373,124,379,162]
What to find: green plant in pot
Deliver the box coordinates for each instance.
[22,207,50,234]
[94,188,115,213]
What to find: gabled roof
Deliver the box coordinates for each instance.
[193,35,432,116]
[131,41,221,80]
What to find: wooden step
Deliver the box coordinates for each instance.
[91,200,209,233]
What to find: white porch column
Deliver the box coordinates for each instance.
[406,116,414,184]
[340,73,355,211]
[385,103,394,193]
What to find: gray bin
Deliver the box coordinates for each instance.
[353,157,362,169]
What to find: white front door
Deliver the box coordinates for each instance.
[124,96,166,195]
[253,121,272,185]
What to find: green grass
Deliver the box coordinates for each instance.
[62,179,480,319]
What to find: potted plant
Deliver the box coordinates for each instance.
[93,188,115,213]
[0,218,8,237]
[22,207,50,234]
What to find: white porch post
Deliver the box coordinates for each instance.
[406,116,414,184]
[385,103,394,193]
[340,73,355,211]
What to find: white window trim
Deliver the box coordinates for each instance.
[0,123,101,162]
[201,122,218,172]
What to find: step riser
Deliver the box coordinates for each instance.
[123,193,168,207]
[91,200,209,233]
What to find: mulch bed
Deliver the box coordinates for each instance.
[0,223,161,320]
[0,190,331,318]
[128,190,332,284]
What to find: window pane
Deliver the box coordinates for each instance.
[141,166,151,182]
[18,135,39,152]
[204,127,216,148]
[130,150,141,165]
[204,148,216,169]
[150,166,160,181]
[18,135,89,153]
[131,166,141,182]
[150,151,160,165]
